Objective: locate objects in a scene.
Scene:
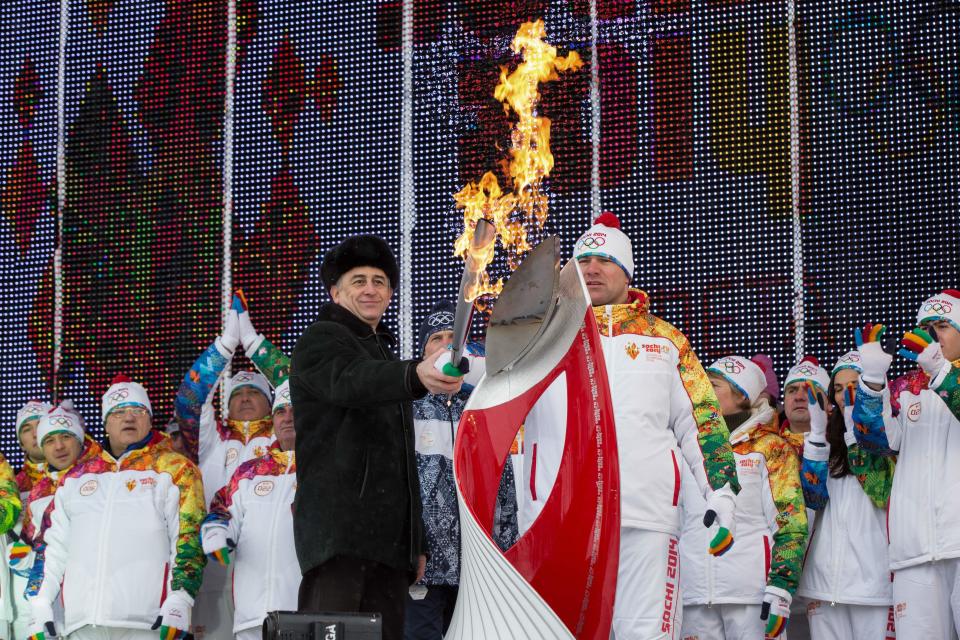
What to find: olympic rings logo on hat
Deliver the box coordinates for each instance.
[795,365,817,376]
[50,417,72,427]
[923,300,953,314]
[235,372,255,382]
[719,358,744,375]
[108,389,129,402]
[578,236,606,249]
[837,353,860,364]
[427,312,455,327]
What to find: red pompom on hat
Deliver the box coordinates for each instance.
[592,211,622,229]
[574,211,634,279]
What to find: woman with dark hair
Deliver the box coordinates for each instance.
[797,351,895,639]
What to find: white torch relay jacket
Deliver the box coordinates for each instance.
[201,443,298,634]
[852,366,960,571]
[520,289,739,535]
[680,405,808,604]
[26,432,206,636]
[797,461,893,605]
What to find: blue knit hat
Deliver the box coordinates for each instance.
[418,300,456,355]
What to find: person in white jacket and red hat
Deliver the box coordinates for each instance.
[26,375,206,640]
[521,213,741,640]
[680,355,808,639]
[200,379,297,640]
[852,290,960,640]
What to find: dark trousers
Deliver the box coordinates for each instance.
[403,585,458,640]
[298,555,409,640]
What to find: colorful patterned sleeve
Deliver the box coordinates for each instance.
[175,340,230,464]
[20,481,47,546]
[0,455,22,535]
[26,489,67,600]
[800,446,830,511]
[163,455,207,598]
[762,435,809,595]
[673,335,741,493]
[847,444,895,509]
[202,458,260,540]
[248,336,291,387]
[933,364,960,422]
[852,384,898,456]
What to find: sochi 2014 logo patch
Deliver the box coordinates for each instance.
[907,402,921,422]
[225,448,239,466]
[79,479,98,496]
[625,342,640,360]
[254,480,274,496]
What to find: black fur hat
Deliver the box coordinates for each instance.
[320,235,399,291]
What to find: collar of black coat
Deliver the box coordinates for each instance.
[318,302,398,347]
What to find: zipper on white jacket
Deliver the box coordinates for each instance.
[830,487,841,605]
[706,548,714,606]
[263,460,294,621]
[93,467,119,626]
[264,484,282,617]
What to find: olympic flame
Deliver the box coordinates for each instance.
[454,19,582,303]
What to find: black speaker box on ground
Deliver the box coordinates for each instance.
[262,611,382,640]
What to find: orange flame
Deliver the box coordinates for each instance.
[454,19,582,303]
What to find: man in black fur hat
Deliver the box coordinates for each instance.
[290,235,463,640]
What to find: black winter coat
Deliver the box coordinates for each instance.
[290,302,428,575]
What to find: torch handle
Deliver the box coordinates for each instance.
[450,218,496,372]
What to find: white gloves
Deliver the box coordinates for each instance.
[858,341,892,386]
[703,483,736,556]
[237,304,263,355]
[217,302,241,355]
[761,585,792,637]
[201,524,235,566]
[434,350,485,388]
[152,589,193,639]
[28,597,57,638]
[806,383,828,446]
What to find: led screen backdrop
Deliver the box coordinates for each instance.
[0,0,957,466]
